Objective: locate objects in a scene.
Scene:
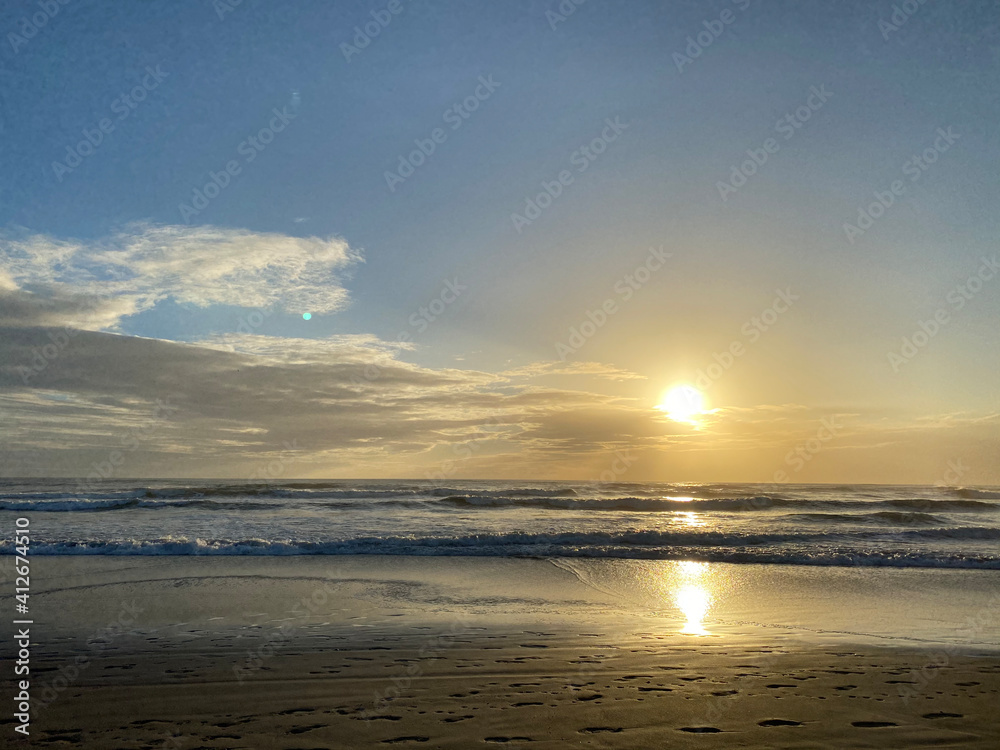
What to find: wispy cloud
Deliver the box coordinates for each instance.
[0,224,360,329]
[502,361,647,381]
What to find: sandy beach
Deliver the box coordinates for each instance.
[3,556,999,748]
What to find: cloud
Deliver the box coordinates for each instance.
[1,323,998,482]
[0,223,360,329]
[0,326,604,477]
[0,287,140,329]
[502,361,647,381]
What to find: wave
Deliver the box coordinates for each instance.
[790,511,945,525]
[898,526,1000,541]
[139,486,429,500]
[0,498,141,512]
[437,494,792,511]
[4,490,998,514]
[430,487,579,498]
[885,497,998,511]
[4,525,997,548]
[436,494,999,513]
[955,488,1000,500]
[0,498,289,512]
[4,533,998,569]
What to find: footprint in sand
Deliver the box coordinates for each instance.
[484,737,533,743]
[288,724,324,734]
[678,727,722,733]
[380,737,430,744]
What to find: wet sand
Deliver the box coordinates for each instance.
[3,556,999,748]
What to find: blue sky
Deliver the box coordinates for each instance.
[1,0,998,482]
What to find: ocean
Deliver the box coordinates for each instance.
[3,479,999,568]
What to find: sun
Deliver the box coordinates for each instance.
[656,385,706,424]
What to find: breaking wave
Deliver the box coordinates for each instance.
[4,531,999,569]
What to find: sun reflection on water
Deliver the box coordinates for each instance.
[677,511,705,528]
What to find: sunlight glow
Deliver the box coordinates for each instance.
[677,511,705,528]
[656,385,706,424]
[676,584,711,635]
[674,560,712,634]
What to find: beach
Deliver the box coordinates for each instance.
[5,556,999,748]
[5,0,999,744]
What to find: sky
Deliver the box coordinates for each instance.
[1,0,998,484]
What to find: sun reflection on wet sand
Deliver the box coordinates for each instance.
[676,561,712,634]
[606,560,730,636]
[676,584,711,634]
